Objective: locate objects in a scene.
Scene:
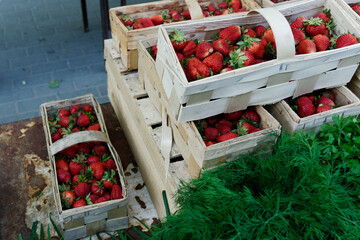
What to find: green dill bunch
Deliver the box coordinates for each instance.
[150,131,360,240]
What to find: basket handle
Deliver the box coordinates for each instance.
[50,131,109,155]
[247,8,295,61]
[185,0,205,20]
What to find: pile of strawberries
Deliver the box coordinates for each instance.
[288,89,339,118]
[351,2,360,16]
[48,104,100,143]
[149,9,359,82]
[56,142,123,209]
[120,0,246,30]
[195,108,262,146]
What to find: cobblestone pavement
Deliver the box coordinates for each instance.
[0,0,147,125]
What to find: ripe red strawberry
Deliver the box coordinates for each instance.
[77,143,91,154]
[203,11,210,17]
[151,15,163,25]
[170,9,181,20]
[83,104,94,113]
[182,40,196,58]
[217,132,238,143]
[205,140,216,146]
[196,41,214,60]
[69,160,83,176]
[215,123,231,135]
[250,128,261,133]
[88,123,100,131]
[212,39,230,56]
[262,29,275,44]
[297,39,316,54]
[94,197,108,204]
[255,25,265,37]
[203,52,223,74]
[77,114,90,127]
[187,58,210,81]
[219,25,242,45]
[316,104,332,113]
[74,182,90,198]
[51,132,62,143]
[70,104,82,115]
[214,9,222,16]
[58,108,70,119]
[217,119,233,128]
[72,175,80,187]
[91,181,105,196]
[135,18,143,24]
[204,128,219,140]
[297,96,316,118]
[176,52,184,62]
[314,12,330,23]
[111,184,123,200]
[220,67,233,73]
[290,19,304,30]
[292,28,305,45]
[73,199,86,208]
[133,22,144,29]
[352,3,360,15]
[103,157,117,171]
[61,190,76,208]
[151,45,158,59]
[221,9,231,15]
[218,2,228,9]
[238,122,255,135]
[304,18,326,36]
[72,127,80,132]
[58,116,74,128]
[61,144,78,158]
[57,169,71,183]
[103,192,111,201]
[336,34,358,48]
[207,4,216,12]
[316,96,335,107]
[89,194,99,204]
[232,50,255,67]
[207,116,219,125]
[323,90,335,101]
[239,36,266,59]
[88,155,100,165]
[142,17,154,28]
[93,144,107,156]
[56,159,69,172]
[170,28,188,52]
[102,170,118,190]
[244,28,257,38]
[224,110,242,121]
[90,162,105,180]
[313,34,330,51]
[182,9,191,20]
[241,110,260,122]
[229,0,241,12]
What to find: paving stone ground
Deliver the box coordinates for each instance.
[0,0,148,125]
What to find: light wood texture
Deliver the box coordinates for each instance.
[267,86,360,133]
[334,0,360,27]
[40,94,129,239]
[109,0,261,70]
[254,0,303,7]
[155,0,360,122]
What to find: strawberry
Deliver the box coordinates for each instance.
[93,144,107,156]
[313,34,330,51]
[72,127,80,132]
[203,52,223,74]
[170,28,188,52]
[221,9,231,15]
[77,143,91,154]
[61,190,76,208]
[196,41,214,60]
[83,104,94,113]
[238,35,265,59]
[51,132,62,143]
[121,15,134,27]
[215,123,231,135]
[241,110,260,123]
[224,110,242,121]
[103,192,111,201]
[316,104,332,113]
[88,194,99,204]
[56,159,69,172]
[323,90,335,101]
[292,28,305,45]
[207,116,219,125]
[111,184,123,200]
[176,52,184,62]
[61,144,78,158]
[217,119,233,128]
[203,11,210,17]
[304,18,326,36]
[204,128,219,140]
[244,28,257,38]
[229,49,255,68]
[182,9,191,20]
[207,4,216,12]
[88,123,100,131]
[187,58,210,81]
[290,19,304,30]
[69,159,83,176]
[142,17,154,28]
[262,29,275,44]
[74,182,90,198]
[219,25,242,45]
[220,67,234,73]
[250,128,261,133]
[102,170,118,190]
[57,169,71,183]
[151,15,163,25]
[77,114,90,127]
[218,2,228,9]
[212,39,230,56]
[229,0,241,12]
[217,132,238,143]
[238,122,255,135]
[316,96,335,107]
[255,25,265,37]
[91,181,105,196]
[352,3,360,15]
[314,12,330,23]
[70,104,82,115]
[58,108,70,119]
[297,39,316,54]
[336,34,358,48]
[103,156,117,171]
[297,96,316,117]
[133,22,144,29]
[94,197,108,204]
[182,40,197,58]
[205,140,217,146]
[90,162,105,180]
[88,155,100,165]
[170,9,181,20]
[58,116,75,128]
[135,18,143,24]
[73,199,86,208]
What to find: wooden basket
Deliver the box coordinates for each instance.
[347,67,360,97]
[266,86,360,133]
[254,0,302,7]
[138,39,281,171]
[40,95,128,239]
[334,0,360,26]
[155,0,360,123]
[109,0,261,71]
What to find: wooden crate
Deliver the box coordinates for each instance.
[334,0,360,26]
[138,39,282,171]
[106,60,192,219]
[155,0,360,123]
[40,95,128,239]
[109,0,261,71]
[254,0,302,7]
[266,86,360,133]
[347,67,360,97]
